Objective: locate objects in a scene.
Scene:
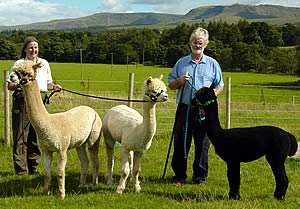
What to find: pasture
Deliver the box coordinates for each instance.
[0,61,300,208]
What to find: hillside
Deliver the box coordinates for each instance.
[0,4,299,32]
[183,4,300,25]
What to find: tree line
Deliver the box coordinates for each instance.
[0,20,299,76]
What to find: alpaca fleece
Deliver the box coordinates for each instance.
[14,61,102,199]
[103,75,168,194]
[193,86,298,200]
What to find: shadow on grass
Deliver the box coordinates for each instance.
[252,80,300,90]
[134,175,227,202]
[0,172,231,201]
[96,174,227,202]
[0,172,113,198]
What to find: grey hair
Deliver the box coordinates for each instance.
[189,27,209,45]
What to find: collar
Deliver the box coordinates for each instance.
[24,57,40,64]
[189,54,207,64]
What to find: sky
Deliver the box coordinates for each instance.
[1,0,299,26]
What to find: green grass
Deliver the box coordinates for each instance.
[0,61,300,208]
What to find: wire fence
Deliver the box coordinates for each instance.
[2,78,300,146]
[45,87,300,138]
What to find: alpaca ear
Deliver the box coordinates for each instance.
[146,77,152,85]
[159,74,163,80]
[209,83,214,90]
[33,62,41,71]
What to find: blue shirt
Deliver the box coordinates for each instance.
[168,54,224,105]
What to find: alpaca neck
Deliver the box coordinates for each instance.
[140,99,157,144]
[205,101,223,139]
[22,80,49,126]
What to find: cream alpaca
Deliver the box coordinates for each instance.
[14,61,102,199]
[103,75,168,194]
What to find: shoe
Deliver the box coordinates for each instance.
[173,180,184,186]
[16,171,27,176]
[193,177,206,186]
[28,168,39,175]
[172,176,185,186]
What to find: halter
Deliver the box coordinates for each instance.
[14,70,36,85]
[145,89,164,102]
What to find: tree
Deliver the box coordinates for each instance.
[281,23,299,46]
[0,37,17,60]
[296,45,300,76]
[165,44,189,68]
[231,42,256,71]
[250,22,283,48]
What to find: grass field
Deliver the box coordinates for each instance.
[0,61,300,208]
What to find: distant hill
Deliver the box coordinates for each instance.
[1,4,299,32]
[182,4,300,25]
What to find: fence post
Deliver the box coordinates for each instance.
[225,77,231,129]
[128,73,134,108]
[292,96,295,105]
[4,70,10,145]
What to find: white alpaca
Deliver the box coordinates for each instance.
[14,61,102,199]
[103,75,168,194]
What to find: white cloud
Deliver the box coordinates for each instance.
[98,0,129,13]
[0,0,299,26]
[0,0,87,26]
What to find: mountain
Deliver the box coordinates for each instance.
[182,4,300,25]
[1,4,299,32]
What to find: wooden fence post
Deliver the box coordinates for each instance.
[4,70,10,145]
[128,73,134,108]
[225,77,231,129]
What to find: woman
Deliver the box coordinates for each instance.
[7,36,61,175]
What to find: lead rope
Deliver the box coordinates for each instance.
[183,67,196,159]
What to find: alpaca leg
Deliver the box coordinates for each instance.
[227,162,241,200]
[132,151,143,193]
[57,151,67,199]
[266,155,288,200]
[116,148,130,194]
[88,139,100,188]
[76,144,89,187]
[105,140,115,185]
[129,151,134,177]
[42,151,53,196]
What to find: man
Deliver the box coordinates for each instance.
[168,27,224,185]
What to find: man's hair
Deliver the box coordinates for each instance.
[20,36,39,59]
[189,27,209,45]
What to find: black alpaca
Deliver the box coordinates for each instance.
[193,86,298,200]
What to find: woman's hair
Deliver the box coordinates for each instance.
[20,36,39,58]
[189,27,209,45]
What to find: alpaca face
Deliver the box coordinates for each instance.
[13,60,40,86]
[144,75,168,102]
[193,86,216,105]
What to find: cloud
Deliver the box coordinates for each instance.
[0,0,87,26]
[98,0,129,13]
[128,0,179,4]
[1,0,299,26]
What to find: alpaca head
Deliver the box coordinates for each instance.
[12,60,41,86]
[143,75,168,102]
[193,85,217,106]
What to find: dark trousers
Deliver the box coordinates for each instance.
[12,91,44,174]
[171,103,210,181]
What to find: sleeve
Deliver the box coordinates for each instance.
[213,61,224,88]
[168,61,179,85]
[43,59,53,84]
[7,60,22,83]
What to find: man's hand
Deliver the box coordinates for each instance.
[169,72,190,90]
[53,84,62,91]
